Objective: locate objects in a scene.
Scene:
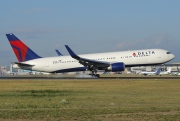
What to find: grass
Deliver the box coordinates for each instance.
[0,79,180,120]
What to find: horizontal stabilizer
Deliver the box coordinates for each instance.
[13,62,35,67]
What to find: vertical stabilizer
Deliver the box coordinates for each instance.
[155,68,161,75]
[6,34,41,62]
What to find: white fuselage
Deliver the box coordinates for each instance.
[13,49,175,73]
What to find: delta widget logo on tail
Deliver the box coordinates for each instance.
[10,40,29,62]
[6,34,41,62]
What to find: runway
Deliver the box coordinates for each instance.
[1,75,180,80]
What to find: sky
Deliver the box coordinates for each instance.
[0,0,180,66]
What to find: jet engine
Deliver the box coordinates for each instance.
[106,62,125,72]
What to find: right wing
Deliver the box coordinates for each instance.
[65,45,110,69]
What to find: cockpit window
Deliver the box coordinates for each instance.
[167,52,171,54]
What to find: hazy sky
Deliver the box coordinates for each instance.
[0,0,180,66]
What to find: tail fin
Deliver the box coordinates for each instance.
[6,33,41,62]
[155,68,161,75]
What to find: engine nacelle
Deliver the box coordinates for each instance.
[107,62,125,72]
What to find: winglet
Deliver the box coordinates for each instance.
[65,45,80,59]
[55,49,63,56]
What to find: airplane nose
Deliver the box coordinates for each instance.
[172,54,175,59]
[170,54,175,60]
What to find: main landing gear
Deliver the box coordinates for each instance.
[89,69,100,78]
[89,73,100,78]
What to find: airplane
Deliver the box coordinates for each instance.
[6,33,175,77]
[55,49,63,56]
[175,72,180,76]
[159,67,171,75]
[140,68,161,76]
[171,72,180,76]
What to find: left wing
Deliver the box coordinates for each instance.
[65,45,110,69]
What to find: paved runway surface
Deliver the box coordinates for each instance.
[0,76,180,80]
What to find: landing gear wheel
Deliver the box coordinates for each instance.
[95,74,100,78]
[89,74,100,78]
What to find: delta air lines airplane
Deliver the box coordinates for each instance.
[6,33,175,77]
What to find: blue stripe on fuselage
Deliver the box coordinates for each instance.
[50,67,87,73]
